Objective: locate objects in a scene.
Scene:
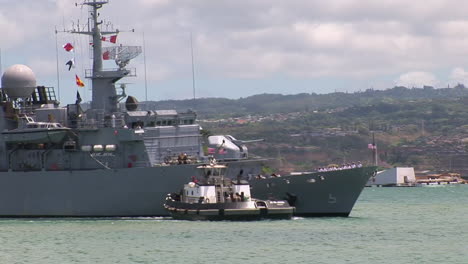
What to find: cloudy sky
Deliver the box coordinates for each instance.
[2,0,468,104]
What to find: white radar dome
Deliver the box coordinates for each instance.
[1,64,37,99]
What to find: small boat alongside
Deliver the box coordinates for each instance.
[164,163,294,221]
[2,115,70,144]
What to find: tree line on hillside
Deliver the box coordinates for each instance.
[142,84,468,119]
[199,93,468,173]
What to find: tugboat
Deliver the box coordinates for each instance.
[164,162,295,221]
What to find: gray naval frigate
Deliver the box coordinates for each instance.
[0,0,376,217]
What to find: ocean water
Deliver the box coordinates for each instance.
[1,186,467,264]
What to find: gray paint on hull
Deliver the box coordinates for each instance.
[0,166,375,217]
[249,167,375,216]
[0,165,197,216]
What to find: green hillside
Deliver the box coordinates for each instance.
[144,85,468,176]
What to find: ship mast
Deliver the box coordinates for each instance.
[71,0,138,117]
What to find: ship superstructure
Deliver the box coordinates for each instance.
[0,0,210,216]
[0,0,202,172]
[0,0,375,217]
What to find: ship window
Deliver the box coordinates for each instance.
[132,121,144,129]
[162,120,167,126]
[93,145,104,152]
[168,120,173,126]
[81,145,92,151]
[64,142,76,150]
[105,145,116,151]
[189,119,194,124]
[156,121,161,126]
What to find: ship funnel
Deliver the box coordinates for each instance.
[1,64,37,99]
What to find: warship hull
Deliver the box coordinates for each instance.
[249,166,376,217]
[0,165,197,217]
[0,165,375,217]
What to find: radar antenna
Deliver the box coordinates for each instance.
[102,46,142,69]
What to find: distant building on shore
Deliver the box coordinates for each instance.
[415,171,466,186]
[367,167,416,187]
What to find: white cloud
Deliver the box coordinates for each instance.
[138,0,170,7]
[5,0,468,102]
[27,58,57,80]
[448,67,468,86]
[295,22,351,48]
[395,71,438,88]
[0,14,24,49]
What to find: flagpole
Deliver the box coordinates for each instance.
[143,32,148,103]
[0,47,2,77]
[55,27,61,102]
[372,131,378,166]
[190,32,196,109]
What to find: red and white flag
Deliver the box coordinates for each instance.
[63,43,74,52]
[102,51,110,60]
[101,35,118,44]
[368,143,376,150]
[109,35,117,43]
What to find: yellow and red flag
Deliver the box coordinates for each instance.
[75,74,85,87]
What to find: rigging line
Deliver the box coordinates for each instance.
[77,33,86,101]
[143,32,148,102]
[190,32,196,109]
[0,48,2,77]
[54,27,61,102]
[78,4,88,103]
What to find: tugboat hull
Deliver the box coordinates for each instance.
[164,198,294,221]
